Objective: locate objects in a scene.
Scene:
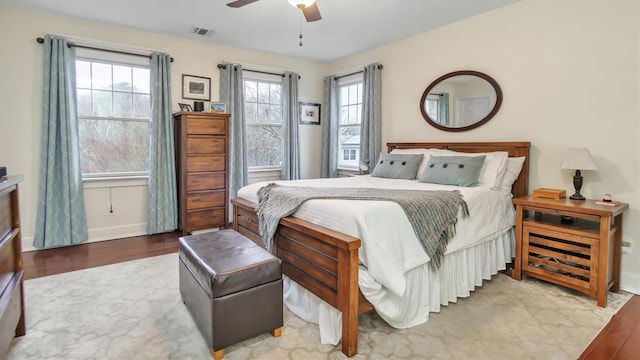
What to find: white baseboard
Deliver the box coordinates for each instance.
[22,223,148,252]
[621,271,640,295]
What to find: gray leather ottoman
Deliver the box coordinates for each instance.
[178,229,283,360]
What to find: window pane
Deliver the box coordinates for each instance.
[78,119,149,174]
[113,92,133,118]
[244,81,257,102]
[257,103,271,124]
[247,125,282,166]
[132,67,150,93]
[340,107,349,125]
[92,62,112,90]
[245,102,257,123]
[348,104,359,124]
[338,126,360,167]
[269,104,281,123]
[112,65,132,91]
[348,85,358,104]
[270,84,281,104]
[77,89,92,117]
[76,61,91,89]
[340,87,348,105]
[257,82,270,103]
[133,94,150,118]
[92,90,113,117]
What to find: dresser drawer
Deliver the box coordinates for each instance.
[186,191,225,210]
[187,155,226,172]
[187,173,225,191]
[0,192,11,242]
[186,136,225,155]
[186,208,226,231]
[187,118,226,135]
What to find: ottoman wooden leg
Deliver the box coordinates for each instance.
[272,327,282,337]
[210,348,223,360]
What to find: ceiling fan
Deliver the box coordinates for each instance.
[226,0,322,22]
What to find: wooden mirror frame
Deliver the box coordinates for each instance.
[420,70,503,132]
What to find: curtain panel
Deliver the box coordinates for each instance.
[360,63,382,170]
[219,63,248,210]
[320,75,339,178]
[33,35,88,249]
[282,72,301,180]
[147,53,177,234]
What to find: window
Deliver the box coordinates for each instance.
[75,58,150,178]
[425,97,439,121]
[244,77,283,168]
[338,79,363,168]
[343,149,356,161]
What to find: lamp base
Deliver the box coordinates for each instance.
[570,193,585,200]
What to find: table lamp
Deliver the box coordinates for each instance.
[561,148,598,200]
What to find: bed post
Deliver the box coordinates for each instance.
[338,245,359,357]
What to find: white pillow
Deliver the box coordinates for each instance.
[431,149,509,188]
[500,157,526,191]
[389,148,441,179]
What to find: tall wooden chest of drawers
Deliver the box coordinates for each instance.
[174,112,230,235]
[0,175,25,357]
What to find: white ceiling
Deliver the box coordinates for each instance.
[1,0,520,62]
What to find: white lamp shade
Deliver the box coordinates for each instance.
[561,148,598,171]
[288,0,315,8]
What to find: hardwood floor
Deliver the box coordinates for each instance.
[22,231,180,280]
[22,233,640,359]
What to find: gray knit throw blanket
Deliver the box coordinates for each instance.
[255,183,469,270]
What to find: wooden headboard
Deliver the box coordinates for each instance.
[386,142,531,198]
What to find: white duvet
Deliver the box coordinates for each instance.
[237,176,515,297]
[238,175,515,344]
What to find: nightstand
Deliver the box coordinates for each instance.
[512,196,628,307]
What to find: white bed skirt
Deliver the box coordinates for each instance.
[283,228,515,345]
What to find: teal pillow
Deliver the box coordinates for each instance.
[371,153,424,180]
[419,155,486,187]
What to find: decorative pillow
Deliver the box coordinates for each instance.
[432,149,509,188]
[390,148,441,179]
[371,153,424,180]
[419,155,486,187]
[500,157,526,191]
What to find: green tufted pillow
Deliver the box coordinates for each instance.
[371,153,424,180]
[419,155,486,187]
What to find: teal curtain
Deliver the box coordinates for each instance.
[360,63,382,169]
[219,63,248,206]
[33,35,88,249]
[438,93,450,125]
[147,53,177,234]
[282,72,300,180]
[320,75,339,178]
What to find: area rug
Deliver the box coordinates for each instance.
[7,253,630,359]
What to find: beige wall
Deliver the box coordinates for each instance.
[327,0,640,290]
[1,0,638,290]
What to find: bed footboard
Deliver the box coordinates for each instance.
[231,197,367,357]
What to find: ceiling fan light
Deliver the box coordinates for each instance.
[288,0,315,9]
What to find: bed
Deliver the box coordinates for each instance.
[231,141,530,357]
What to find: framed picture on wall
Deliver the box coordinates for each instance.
[299,102,321,125]
[182,74,211,101]
[210,102,226,113]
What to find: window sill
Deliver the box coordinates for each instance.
[83,176,148,189]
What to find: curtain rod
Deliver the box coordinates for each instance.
[36,37,174,62]
[335,64,384,80]
[217,64,300,79]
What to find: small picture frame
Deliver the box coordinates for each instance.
[178,103,193,112]
[182,74,211,101]
[210,102,226,113]
[299,102,321,125]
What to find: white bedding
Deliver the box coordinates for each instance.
[237,175,516,344]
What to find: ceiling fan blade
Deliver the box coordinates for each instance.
[301,2,322,22]
[226,0,260,8]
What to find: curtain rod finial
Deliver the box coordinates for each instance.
[37,37,44,43]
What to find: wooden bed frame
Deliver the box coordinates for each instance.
[231,141,530,357]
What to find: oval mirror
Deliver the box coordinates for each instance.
[420,70,502,132]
